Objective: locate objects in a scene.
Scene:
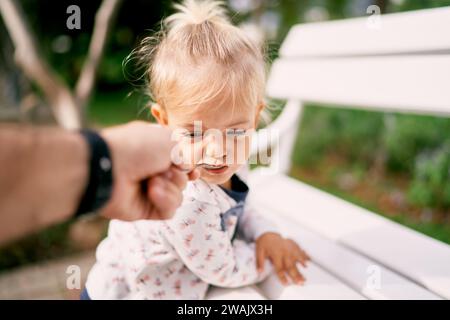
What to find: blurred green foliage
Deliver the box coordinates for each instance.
[408,143,450,209]
[293,106,450,213]
[87,90,152,126]
[293,106,384,167]
[384,116,450,173]
[12,0,450,92]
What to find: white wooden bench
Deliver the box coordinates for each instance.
[207,7,450,300]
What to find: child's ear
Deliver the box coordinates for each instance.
[254,102,265,127]
[151,103,168,125]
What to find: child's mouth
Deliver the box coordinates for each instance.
[200,164,228,174]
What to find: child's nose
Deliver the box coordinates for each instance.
[205,138,225,160]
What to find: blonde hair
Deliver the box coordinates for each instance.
[132,0,267,118]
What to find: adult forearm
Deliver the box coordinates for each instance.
[0,121,200,245]
[0,124,88,245]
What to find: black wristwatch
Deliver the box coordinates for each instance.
[74,130,114,217]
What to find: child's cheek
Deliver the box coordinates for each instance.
[227,136,250,166]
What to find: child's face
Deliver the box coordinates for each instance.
[152,101,260,185]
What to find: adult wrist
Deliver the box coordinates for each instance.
[74,130,114,217]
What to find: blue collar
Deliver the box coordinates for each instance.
[219,174,249,204]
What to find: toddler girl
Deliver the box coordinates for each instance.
[83,0,309,300]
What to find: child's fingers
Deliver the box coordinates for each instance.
[295,251,308,268]
[272,256,288,285]
[295,247,310,267]
[288,239,309,267]
[300,249,311,263]
[256,246,266,273]
[276,271,288,286]
[284,256,305,285]
[303,249,311,261]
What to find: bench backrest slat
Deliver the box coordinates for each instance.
[259,7,450,175]
[267,7,450,115]
[280,7,450,58]
[267,56,450,115]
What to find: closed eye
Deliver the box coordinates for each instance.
[183,131,203,138]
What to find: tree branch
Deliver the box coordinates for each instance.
[0,0,80,129]
[75,0,123,112]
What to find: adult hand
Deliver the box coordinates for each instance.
[99,121,200,221]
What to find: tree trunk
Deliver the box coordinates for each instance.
[75,0,123,124]
[0,0,123,129]
[0,0,80,128]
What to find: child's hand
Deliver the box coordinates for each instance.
[255,232,310,285]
